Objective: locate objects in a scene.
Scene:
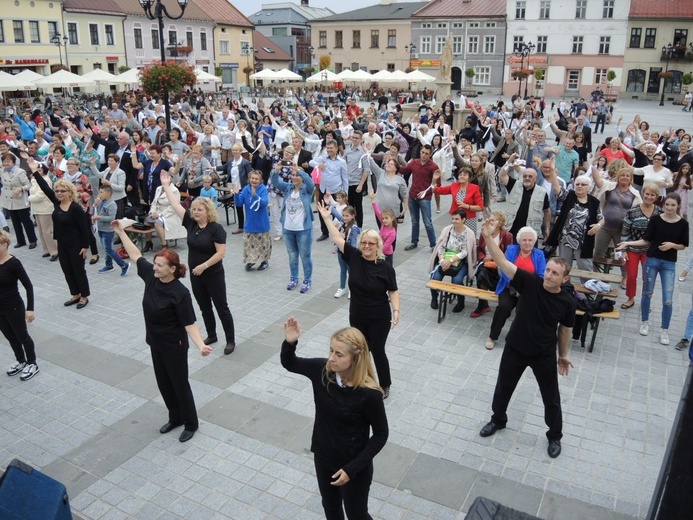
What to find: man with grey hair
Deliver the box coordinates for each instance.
[310,140,348,241]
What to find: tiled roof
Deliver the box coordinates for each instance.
[413,0,506,18]
[629,0,693,18]
[253,31,293,62]
[250,7,309,25]
[249,2,334,22]
[192,0,254,27]
[317,2,428,22]
[63,0,123,15]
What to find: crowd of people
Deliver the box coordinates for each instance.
[1,87,693,517]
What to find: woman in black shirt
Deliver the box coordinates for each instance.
[112,220,212,442]
[159,171,236,355]
[281,317,388,520]
[617,192,689,345]
[317,203,400,399]
[0,230,39,380]
[29,158,91,309]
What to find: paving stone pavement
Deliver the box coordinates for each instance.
[0,98,691,519]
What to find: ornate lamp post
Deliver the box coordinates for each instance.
[51,32,69,68]
[660,43,674,107]
[138,0,189,136]
[514,41,535,98]
[404,43,417,70]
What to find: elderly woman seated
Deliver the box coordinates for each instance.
[143,183,187,251]
[485,225,546,350]
[427,209,477,313]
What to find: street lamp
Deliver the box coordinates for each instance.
[660,43,674,107]
[242,45,255,85]
[138,0,189,138]
[514,41,535,98]
[51,32,69,68]
[404,43,417,70]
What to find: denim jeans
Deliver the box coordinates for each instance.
[337,250,349,289]
[283,228,313,282]
[99,231,126,269]
[684,293,693,340]
[641,257,676,329]
[408,196,436,247]
[430,263,468,298]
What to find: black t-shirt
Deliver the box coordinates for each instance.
[0,256,34,312]
[137,257,196,352]
[507,178,549,237]
[506,269,575,356]
[343,243,398,318]
[182,212,226,273]
[644,215,689,262]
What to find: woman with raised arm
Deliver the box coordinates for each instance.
[111,219,212,442]
[280,316,388,519]
[159,170,237,355]
[317,201,399,399]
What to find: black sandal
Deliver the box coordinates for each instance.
[89,255,99,265]
[621,301,635,309]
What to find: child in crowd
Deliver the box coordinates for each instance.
[92,186,130,276]
[674,163,692,220]
[199,175,218,205]
[325,190,348,253]
[369,191,397,266]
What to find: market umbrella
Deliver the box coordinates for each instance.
[0,71,35,91]
[406,70,436,82]
[194,68,221,83]
[371,70,396,82]
[14,69,43,83]
[81,68,125,85]
[249,69,278,80]
[273,68,302,81]
[115,68,142,86]
[337,69,373,82]
[389,70,412,82]
[306,69,338,83]
[33,69,96,89]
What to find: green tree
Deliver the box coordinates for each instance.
[118,65,131,74]
[464,68,475,86]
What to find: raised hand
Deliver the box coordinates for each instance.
[284,317,301,344]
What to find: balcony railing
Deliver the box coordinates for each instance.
[167,45,193,58]
[661,47,693,62]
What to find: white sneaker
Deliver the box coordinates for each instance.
[334,287,347,298]
[660,330,670,345]
[273,235,282,241]
[348,291,351,299]
[639,322,649,336]
[20,363,39,381]
[7,361,25,376]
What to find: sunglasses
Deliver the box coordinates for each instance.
[54,189,68,193]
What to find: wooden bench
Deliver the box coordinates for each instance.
[571,269,622,284]
[593,256,625,275]
[124,226,156,252]
[426,279,620,353]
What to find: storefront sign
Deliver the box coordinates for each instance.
[106,56,119,62]
[1,59,49,65]
[220,63,239,69]
[411,59,440,67]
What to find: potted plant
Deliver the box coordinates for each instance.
[139,61,197,97]
[606,70,616,97]
[658,70,674,80]
[511,69,531,80]
[465,68,475,87]
[176,45,193,55]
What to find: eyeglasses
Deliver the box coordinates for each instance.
[54,189,68,193]
[361,241,378,247]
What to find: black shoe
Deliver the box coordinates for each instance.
[28,242,37,249]
[203,336,218,345]
[50,255,58,262]
[89,255,99,265]
[316,234,329,242]
[76,298,89,309]
[224,342,236,355]
[430,296,439,310]
[452,297,465,313]
[42,253,50,258]
[245,263,254,271]
[159,422,183,434]
[14,243,26,248]
[64,298,80,306]
[404,244,418,251]
[383,386,390,400]
[548,439,562,458]
[179,429,196,442]
[257,260,269,271]
[480,421,505,437]
[143,241,154,252]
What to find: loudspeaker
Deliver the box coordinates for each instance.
[0,459,72,520]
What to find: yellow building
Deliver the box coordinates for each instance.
[63,0,127,76]
[0,0,66,74]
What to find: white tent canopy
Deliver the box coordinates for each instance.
[115,68,142,86]
[371,70,396,82]
[249,69,278,80]
[14,69,43,83]
[406,69,436,82]
[273,68,302,81]
[306,69,338,83]
[389,70,411,82]
[194,68,221,83]
[81,68,124,84]
[337,69,373,82]
[0,71,35,91]
[32,69,96,88]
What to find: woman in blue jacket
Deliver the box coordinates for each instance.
[270,164,315,293]
[232,170,270,271]
[486,226,546,350]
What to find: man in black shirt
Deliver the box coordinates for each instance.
[478,219,575,458]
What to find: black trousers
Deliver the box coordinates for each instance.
[114,198,126,220]
[0,307,36,364]
[9,208,37,246]
[58,244,90,297]
[85,212,98,256]
[151,347,198,430]
[491,346,563,441]
[350,312,392,388]
[190,268,235,343]
[347,185,366,228]
[314,454,373,520]
[317,190,329,236]
[489,289,518,341]
[236,204,245,229]
[595,114,606,134]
